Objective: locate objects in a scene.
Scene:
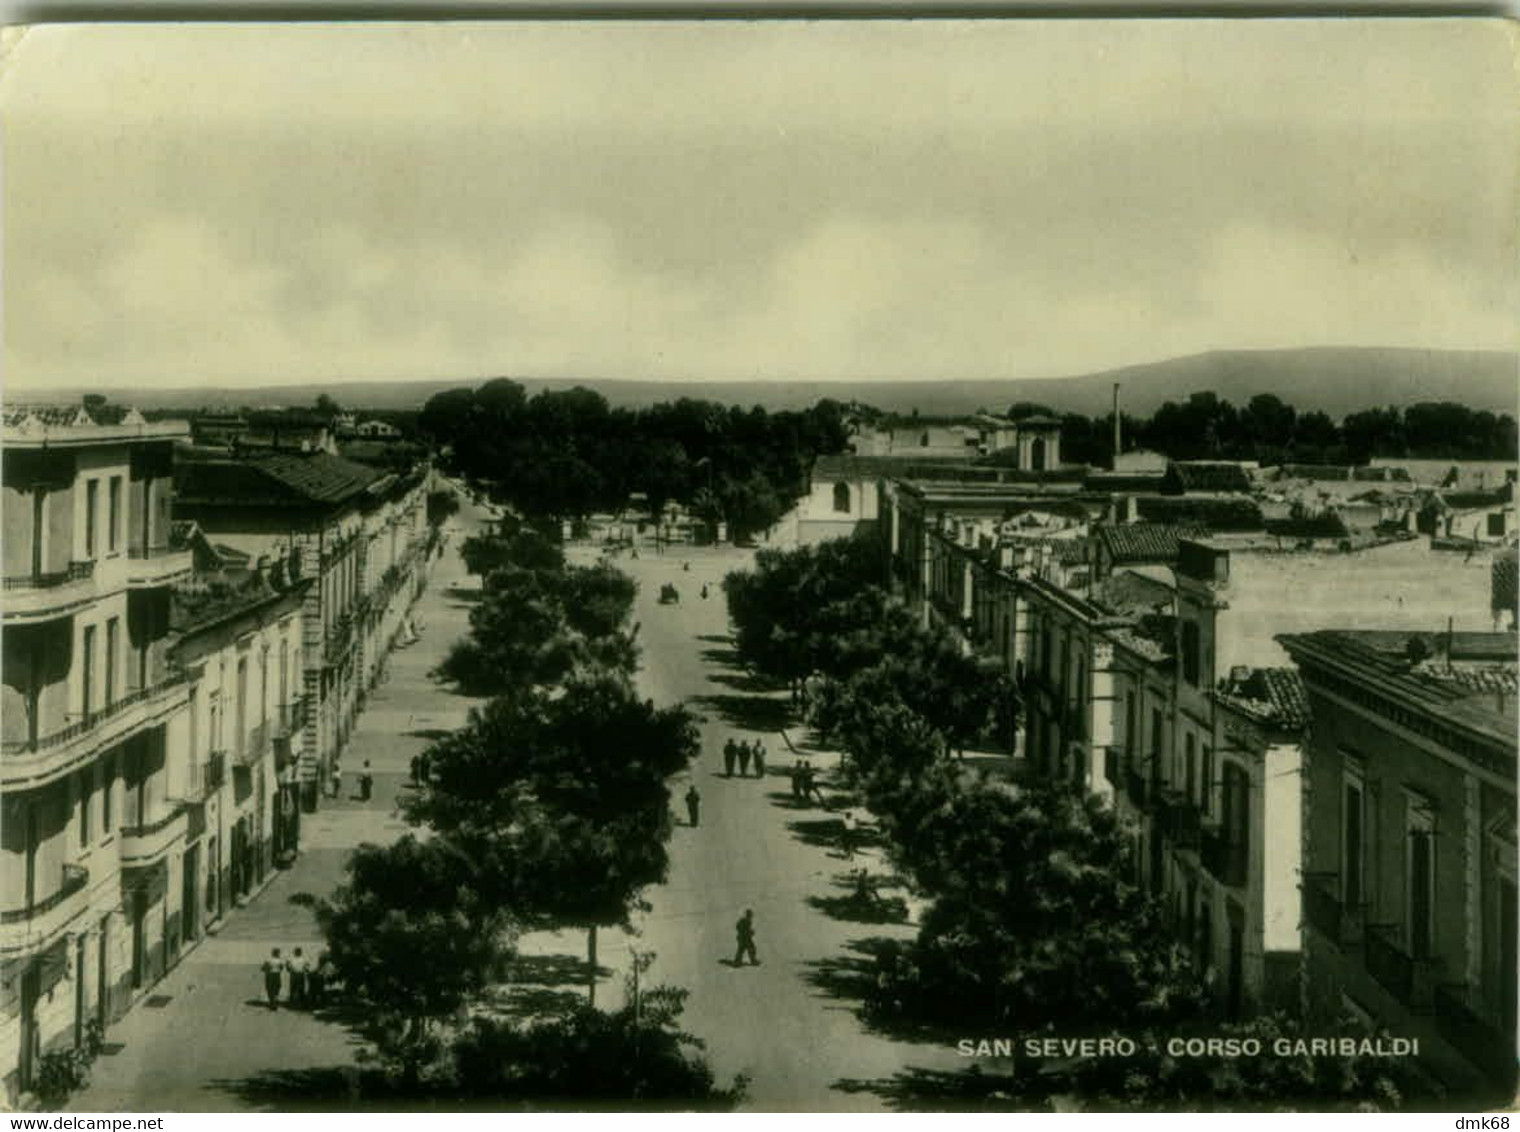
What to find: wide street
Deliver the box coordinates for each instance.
[75,493,964,1111]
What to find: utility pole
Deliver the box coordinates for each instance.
[1112,383,1122,470]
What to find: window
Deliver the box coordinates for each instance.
[104,618,119,707]
[1343,771,1365,907]
[1184,733,1197,802]
[1406,794,1435,960]
[78,771,91,846]
[1181,620,1201,686]
[85,479,99,558]
[1223,761,1250,859]
[1201,745,1214,816]
[108,476,122,552]
[832,483,851,513]
[102,756,114,832]
[919,432,929,448]
[81,624,97,720]
[1150,708,1164,768]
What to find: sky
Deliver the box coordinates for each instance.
[1,19,1516,392]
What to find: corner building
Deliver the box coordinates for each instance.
[1,408,193,1102]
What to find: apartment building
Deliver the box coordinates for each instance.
[1,407,193,1103]
[168,572,311,941]
[173,448,431,808]
[1278,629,1517,1096]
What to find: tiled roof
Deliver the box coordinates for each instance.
[247,452,382,504]
[1167,462,1255,493]
[1136,496,1264,531]
[1414,662,1519,696]
[1493,551,1518,615]
[1097,523,1209,565]
[1105,618,1175,663]
[1216,667,1310,729]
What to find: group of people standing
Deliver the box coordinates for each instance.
[789,760,825,806]
[722,737,767,778]
[259,946,337,1012]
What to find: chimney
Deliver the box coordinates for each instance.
[1112,382,1122,469]
[1124,495,1141,525]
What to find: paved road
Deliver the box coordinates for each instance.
[75,504,961,1111]
[572,544,962,1111]
[74,492,490,1112]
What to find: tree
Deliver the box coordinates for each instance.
[315,393,343,417]
[318,836,515,1084]
[406,675,700,1003]
[427,488,461,527]
[448,975,745,1106]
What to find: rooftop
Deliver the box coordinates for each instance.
[1097,522,1210,566]
[1215,666,1310,729]
[1092,569,1176,618]
[1277,629,1518,750]
[2,404,188,446]
[177,449,385,508]
[1165,461,1255,494]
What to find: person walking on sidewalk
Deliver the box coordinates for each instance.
[358,761,374,802]
[737,740,752,778]
[723,739,737,778]
[261,948,285,1011]
[287,948,311,1009]
[329,761,342,800]
[733,909,759,967]
[685,784,701,827]
[841,811,859,860]
[753,741,767,779]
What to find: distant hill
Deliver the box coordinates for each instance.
[23,347,1517,420]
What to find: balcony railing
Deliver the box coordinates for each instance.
[1434,983,1517,1086]
[1201,826,1248,887]
[1,675,184,757]
[3,560,95,591]
[0,863,89,925]
[121,803,188,866]
[1157,790,1202,849]
[235,721,269,767]
[273,696,308,738]
[1364,924,1415,1004]
[124,544,194,586]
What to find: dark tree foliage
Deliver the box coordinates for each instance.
[723,533,885,694]
[318,836,515,1079]
[405,675,699,998]
[426,488,461,527]
[448,983,744,1107]
[419,380,848,526]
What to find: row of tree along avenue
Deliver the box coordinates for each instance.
[315,518,743,1106]
[722,534,1438,1112]
[419,379,851,533]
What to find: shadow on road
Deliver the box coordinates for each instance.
[508,953,610,988]
[805,893,909,926]
[800,938,954,1048]
[785,818,883,856]
[210,1066,364,1112]
[403,728,454,742]
[705,672,781,695]
[831,1066,1033,1112]
[691,693,792,733]
[695,634,733,645]
[697,647,744,668]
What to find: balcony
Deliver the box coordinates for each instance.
[1,675,188,789]
[1363,924,1428,1007]
[1302,873,1367,946]
[2,560,96,621]
[1125,769,1159,810]
[1434,983,1517,1086]
[1201,826,1248,887]
[234,721,269,768]
[125,545,194,587]
[1103,747,1120,788]
[0,864,90,956]
[273,696,307,740]
[1156,790,1202,850]
[120,804,188,867]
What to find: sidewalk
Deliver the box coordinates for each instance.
[73,514,487,1112]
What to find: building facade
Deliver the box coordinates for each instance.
[1,407,194,1103]
[1278,630,1517,1095]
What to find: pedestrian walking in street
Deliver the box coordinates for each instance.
[737,740,752,778]
[841,811,858,860]
[790,759,803,799]
[309,951,329,1007]
[261,948,284,1010]
[753,741,766,779]
[329,762,342,800]
[409,754,421,786]
[700,583,709,600]
[358,761,374,802]
[288,948,311,1008]
[733,909,759,967]
[685,784,701,827]
[317,952,338,1005]
[723,739,737,778]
